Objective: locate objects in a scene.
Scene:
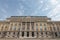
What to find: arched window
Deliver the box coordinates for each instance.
[5,26,8,31]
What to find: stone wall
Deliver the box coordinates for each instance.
[0,38,60,40]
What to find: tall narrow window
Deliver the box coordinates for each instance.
[22,22,25,30]
[55,32,57,37]
[18,27,20,31]
[57,27,59,31]
[36,24,38,31]
[27,22,30,30]
[13,26,16,30]
[22,32,24,37]
[44,24,46,31]
[53,27,56,31]
[32,32,34,37]
[1,26,3,31]
[41,32,43,35]
[31,22,34,30]
[40,24,42,31]
[27,32,29,37]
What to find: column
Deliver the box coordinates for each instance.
[21,22,22,31]
[19,22,22,38]
[16,23,19,31]
[30,22,31,31]
[3,25,6,31]
[24,32,27,38]
[56,24,59,37]
[34,22,36,31]
[29,32,31,38]
[6,32,10,38]
[0,24,2,31]
[25,22,27,31]
[25,22,27,37]
[29,22,32,38]
[8,23,11,38]
[8,23,12,31]
[58,24,60,37]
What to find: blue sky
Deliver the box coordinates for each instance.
[0,0,60,21]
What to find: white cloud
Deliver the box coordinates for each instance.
[40,1,43,4]
[50,0,58,5]
[47,4,60,17]
[42,7,49,11]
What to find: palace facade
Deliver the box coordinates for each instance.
[0,16,60,40]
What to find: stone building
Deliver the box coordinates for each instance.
[0,16,60,40]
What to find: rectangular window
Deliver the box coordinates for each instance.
[22,22,25,30]
[32,32,34,37]
[36,24,38,31]
[40,24,42,31]
[31,22,34,30]
[27,22,30,30]
[22,32,24,37]
[27,32,29,37]
[40,26,42,31]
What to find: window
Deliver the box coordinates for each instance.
[36,24,38,31]
[17,32,19,38]
[22,22,25,30]
[41,32,43,35]
[27,32,29,37]
[40,26,42,31]
[31,22,34,30]
[13,26,16,30]
[44,24,47,31]
[55,32,57,37]
[57,27,59,31]
[32,32,34,37]
[1,26,3,31]
[18,27,20,31]
[22,32,24,37]
[53,27,56,31]
[13,32,15,35]
[15,24,17,26]
[27,22,30,30]
[44,26,46,31]
[50,26,52,31]
[40,24,42,31]
[40,24,42,26]
[45,32,47,35]
[5,26,8,31]
[19,24,21,26]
